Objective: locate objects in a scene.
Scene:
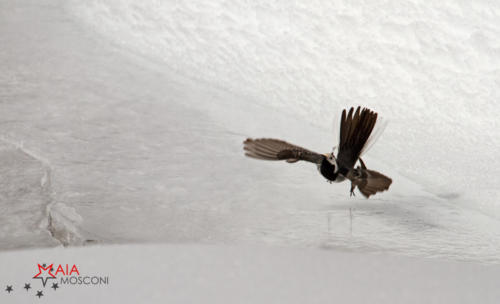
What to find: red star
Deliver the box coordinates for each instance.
[33,264,56,287]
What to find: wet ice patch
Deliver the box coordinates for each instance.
[48,203,85,246]
[0,141,58,248]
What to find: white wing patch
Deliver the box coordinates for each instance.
[360,116,388,157]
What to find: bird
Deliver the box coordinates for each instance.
[243,106,392,198]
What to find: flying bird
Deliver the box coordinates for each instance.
[243,106,392,198]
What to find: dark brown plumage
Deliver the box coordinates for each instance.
[337,107,378,170]
[243,106,392,198]
[243,138,324,164]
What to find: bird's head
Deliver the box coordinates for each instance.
[323,152,339,172]
[319,152,344,182]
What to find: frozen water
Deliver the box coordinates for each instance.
[0,140,57,249]
[2,244,500,304]
[1,0,500,264]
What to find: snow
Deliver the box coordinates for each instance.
[1,244,500,304]
[1,0,500,300]
[67,0,500,216]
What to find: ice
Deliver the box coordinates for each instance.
[1,244,500,304]
[0,140,57,249]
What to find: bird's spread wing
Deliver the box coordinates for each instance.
[337,107,378,169]
[243,138,324,164]
[347,168,392,198]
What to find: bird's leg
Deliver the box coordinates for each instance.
[349,207,354,235]
[350,183,356,197]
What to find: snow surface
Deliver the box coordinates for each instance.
[1,0,500,274]
[1,244,500,304]
[68,0,500,216]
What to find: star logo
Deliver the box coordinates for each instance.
[5,285,13,293]
[36,290,44,298]
[33,264,56,287]
[51,282,59,291]
[24,283,31,291]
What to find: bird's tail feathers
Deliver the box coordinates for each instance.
[339,106,378,163]
[357,169,392,198]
